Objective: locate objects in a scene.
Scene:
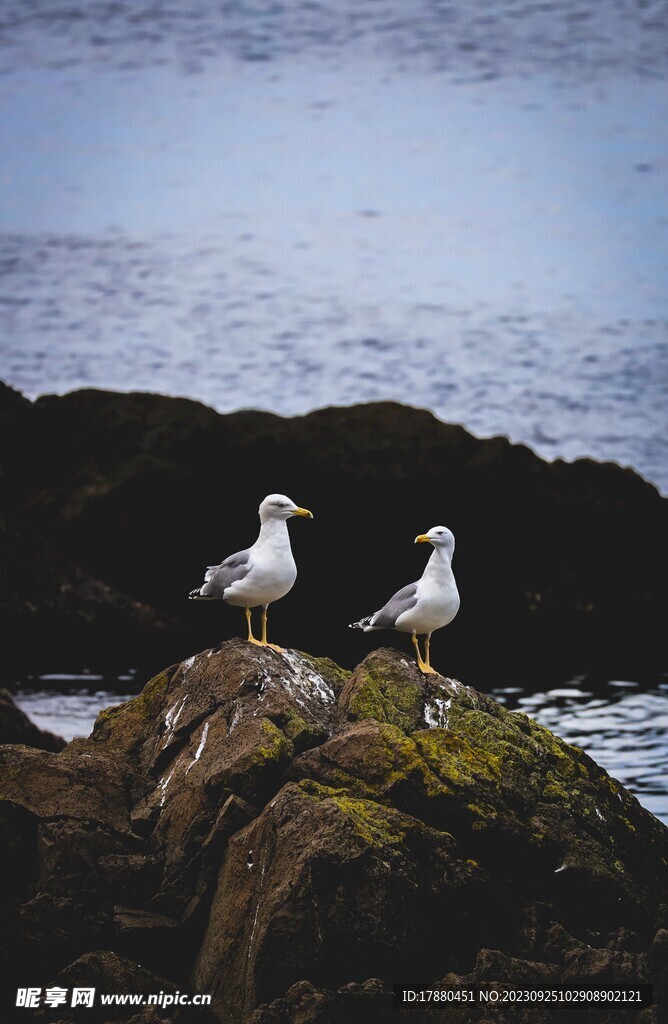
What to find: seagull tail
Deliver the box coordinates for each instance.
[189,587,206,600]
[349,615,375,632]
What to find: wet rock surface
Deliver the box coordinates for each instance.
[0,642,665,1022]
[0,689,65,752]
[1,382,667,683]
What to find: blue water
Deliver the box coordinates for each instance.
[0,2,666,489]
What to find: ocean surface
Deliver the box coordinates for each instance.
[0,1,667,489]
[12,670,668,826]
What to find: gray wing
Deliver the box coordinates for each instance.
[370,582,419,629]
[198,548,252,599]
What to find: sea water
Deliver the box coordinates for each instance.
[0,1,666,489]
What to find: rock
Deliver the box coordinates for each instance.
[465,948,558,986]
[562,947,649,986]
[0,514,175,679]
[0,689,65,751]
[33,950,217,1023]
[250,978,392,1024]
[0,744,136,828]
[193,780,484,1019]
[0,643,665,1023]
[337,647,428,733]
[1,382,667,682]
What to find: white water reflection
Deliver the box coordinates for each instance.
[13,670,138,744]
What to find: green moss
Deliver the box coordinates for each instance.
[90,667,175,749]
[256,718,293,764]
[113,669,172,724]
[414,728,501,788]
[346,665,422,733]
[298,723,450,805]
[94,703,124,726]
[417,701,605,813]
[466,801,497,820]
[283,715,309,740]
[132,669,172,717]
[543,781,571,802]
[281,712,326,750]
[522,715,580,766]
[331,795,407,849]
[297,780,409,852]
[368,726,423,783]
[299,779,345,801]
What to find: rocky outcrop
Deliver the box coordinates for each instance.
[0,642,665,1022]
[1,381,667,682]
[0,690,65,751]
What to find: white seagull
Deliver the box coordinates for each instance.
[189,493,313,651]
[350,526,460,674]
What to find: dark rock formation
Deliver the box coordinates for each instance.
[0,642,665,1022]
[0,690,65,752]
[30,951,217,1024]
[1,381,667,683]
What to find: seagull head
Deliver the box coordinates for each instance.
[415,525,455,555]
[259,493,313,523]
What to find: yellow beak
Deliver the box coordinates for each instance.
[415,533,430,544]
[293,507,313,519]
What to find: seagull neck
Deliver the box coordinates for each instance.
[257,517,291,549]
[423,545,453,579]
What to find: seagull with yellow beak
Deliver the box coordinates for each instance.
[350,526,460,673]
[189,493,313,651]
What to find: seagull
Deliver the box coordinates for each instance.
[349,526,460,674]
[189,493,313,651]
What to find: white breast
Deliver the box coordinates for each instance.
[224,521,298,608]
[395,567,460,635]
[226,553,297,608]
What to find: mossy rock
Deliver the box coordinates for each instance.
[338,647,425,733]
[4,642,666,1024]
[293,651,351,697]
[90,665,177,762]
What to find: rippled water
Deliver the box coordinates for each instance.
[0,1,665,79]
[13,672,139,743]
[0,3,667,489]
[11,671,668,825]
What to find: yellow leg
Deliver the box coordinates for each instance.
[262,606,285,653]
[246,607,262,646]
[412,633,436,674]
[412,633,427,671]
[423,633,436,673]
